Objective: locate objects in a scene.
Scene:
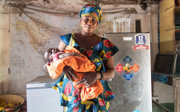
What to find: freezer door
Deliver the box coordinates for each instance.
[104,33,152,112]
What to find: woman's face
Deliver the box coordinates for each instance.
[80,15,98,35]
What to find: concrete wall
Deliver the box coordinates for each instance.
[1,4,159,100]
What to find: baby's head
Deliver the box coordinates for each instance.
[44,48,60,63]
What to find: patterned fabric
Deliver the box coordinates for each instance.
[53,33,119,112]
[79,4,102,23]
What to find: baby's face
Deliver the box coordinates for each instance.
[48,49,56,61]
[48,53,54,61]
[44,48,60,62]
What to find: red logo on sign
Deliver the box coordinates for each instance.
[133,45,149,50]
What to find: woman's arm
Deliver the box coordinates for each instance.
[58,40,78,81]
[98,56,115,80]
[58,40,66,51]
[79,56,116,87]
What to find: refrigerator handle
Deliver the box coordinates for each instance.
[45,83,53,88]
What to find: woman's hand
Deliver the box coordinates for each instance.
[63,66,77,81]
[76,72,100,87]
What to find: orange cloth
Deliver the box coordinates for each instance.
[46,46,103,101]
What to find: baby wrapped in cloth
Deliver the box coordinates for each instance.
[45,46,103,101]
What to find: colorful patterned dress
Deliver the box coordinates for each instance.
[52,33,119,112]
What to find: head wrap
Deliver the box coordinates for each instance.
[79,4,102,23]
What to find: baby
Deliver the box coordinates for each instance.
[44,46,103,102]
[44,48,80,64]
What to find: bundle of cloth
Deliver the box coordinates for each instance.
[44,46,103,101]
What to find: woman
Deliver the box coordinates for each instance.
[53,4,119,112]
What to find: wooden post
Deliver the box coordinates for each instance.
[0,3,11,94]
